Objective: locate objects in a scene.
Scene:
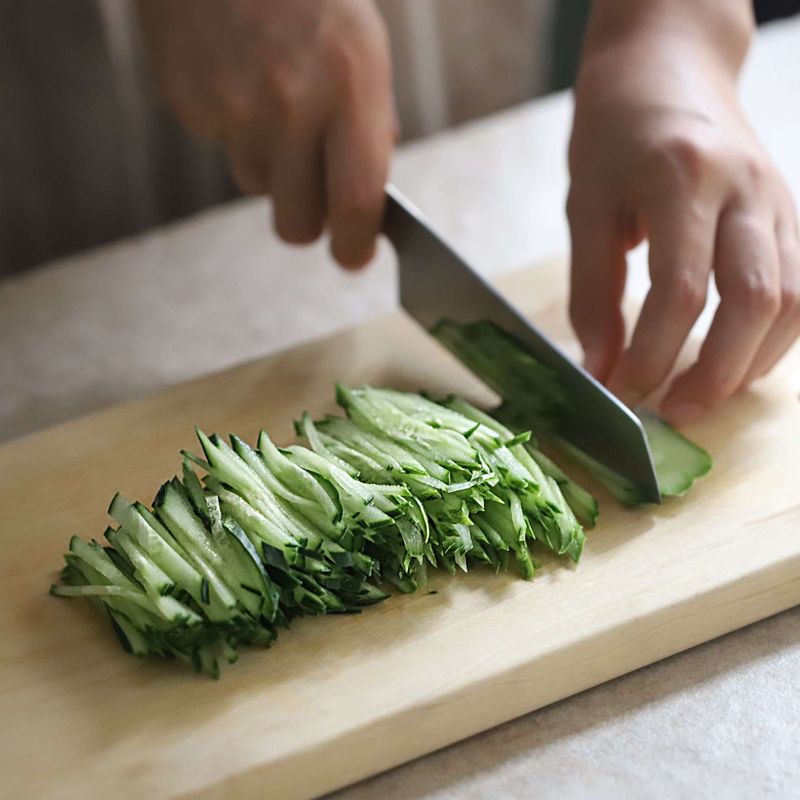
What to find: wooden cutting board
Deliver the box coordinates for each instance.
[1,261,798,800]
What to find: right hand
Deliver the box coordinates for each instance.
[136,0,396,268]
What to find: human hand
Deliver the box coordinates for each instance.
[567,1,800,426]
[136,0,395,268]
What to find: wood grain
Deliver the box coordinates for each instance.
[1,262,798,800]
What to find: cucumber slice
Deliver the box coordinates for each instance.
[550,411,712,505]
[639,409,713,497]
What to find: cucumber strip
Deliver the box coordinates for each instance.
[526,446,599,528]
[105,527,176,597]
[67,536,139,590]
[195,491,270,619]
[296,412,360,477]
[369,388,497,444]
[258,430,342,523]
[480,493,535,579]
[153,481,240,615]
[196,430,274,513]
[182,458,209,522]
[283,446,398,523]
[318,433,392,483]
[109,493,205,600]
[337,385,480,468]
[206,434,346,548]
[208,479,310,571]
[204,493,226,549]
[156,480,226,569]
[63,552,168,632]
[50,581,201,626]
[317,417,428,475]
[395,518,425,567]
[107,609,150,656]
[231,434,329,520]
[222,518,280,621]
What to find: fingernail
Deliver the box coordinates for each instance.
[663,401,705,427]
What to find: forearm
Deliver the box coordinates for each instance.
[584,0,754,74]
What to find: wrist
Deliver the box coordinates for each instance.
[582,0,754,77]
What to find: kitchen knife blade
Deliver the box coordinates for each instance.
[383,184,661,503]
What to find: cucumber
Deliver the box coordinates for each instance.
[639,409,713,497]
[550,410,712,506]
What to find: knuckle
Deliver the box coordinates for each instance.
[325,35,360,89]
[730,270,781,317]
[661,271,707,316]
[740,153,771,194]
[324,28,391,102]
[266,67,307,123]
[649,133,717,187]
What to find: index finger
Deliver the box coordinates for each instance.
[324,105,392,269]
[323,37,395,270]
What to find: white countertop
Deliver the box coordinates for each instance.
[3,16,799,800]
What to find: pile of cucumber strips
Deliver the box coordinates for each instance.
[51,386,604,677]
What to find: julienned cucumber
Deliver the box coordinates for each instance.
[51,388,595,677]
[432,319,712,503]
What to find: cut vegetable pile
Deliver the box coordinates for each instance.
[51,388,600,677]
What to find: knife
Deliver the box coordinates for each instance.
[382,184,661,503]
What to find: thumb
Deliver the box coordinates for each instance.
[567,193,628,383]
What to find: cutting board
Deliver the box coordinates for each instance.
[1,261,798,800]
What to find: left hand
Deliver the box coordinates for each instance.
[567,1,800,426]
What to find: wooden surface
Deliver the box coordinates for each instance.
[1,262,798,800]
